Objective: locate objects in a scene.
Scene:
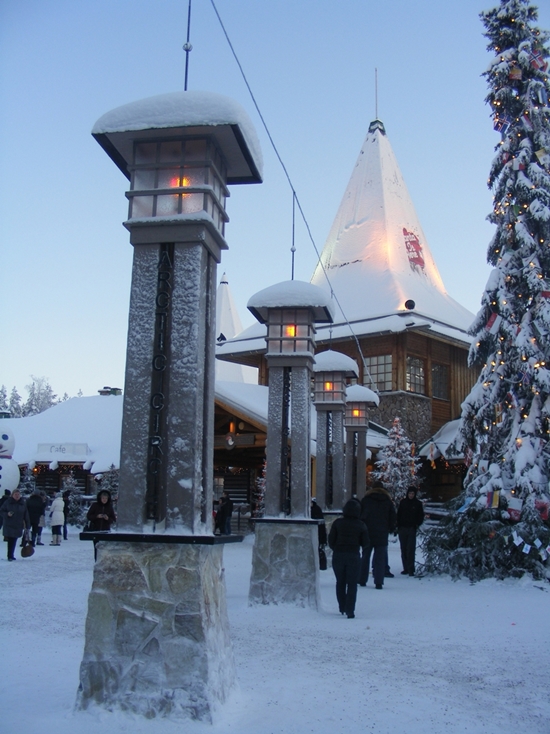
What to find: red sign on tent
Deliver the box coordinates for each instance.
[403,228,425,272]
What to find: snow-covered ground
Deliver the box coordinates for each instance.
[1,533,548,734]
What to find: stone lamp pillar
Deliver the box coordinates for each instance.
[247,281,333,607]
[77,91,262,722]
[344,384,379,502]
[313,350,358,511]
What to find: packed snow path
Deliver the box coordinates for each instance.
[1,533,548,734]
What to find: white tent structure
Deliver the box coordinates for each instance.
[215,273,258,383]
[311,118,474,343]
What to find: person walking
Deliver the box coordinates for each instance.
[49,492,65,545]
[328,499,369,619]
[397,486,424,576]
[359,481,396,589]
[0,488,29,561]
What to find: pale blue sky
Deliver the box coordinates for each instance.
[2,0,549,398]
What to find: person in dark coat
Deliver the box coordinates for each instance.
[359,481,396,589]
[87,489,116,561]
[86,490,116,532]
[397,486,424,576]
[217,492,234,535]
[311,498,327,545]
[62,489,71,540]
[328,499,369,618]
[0,489,11,530]
[0,489,30,561]
[26,489,46,546]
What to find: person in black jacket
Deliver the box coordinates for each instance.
[359,481,396,589]
[328,499,369,618]
[26,489,46,546]
[0,489,29,561]
[397,486,424,576]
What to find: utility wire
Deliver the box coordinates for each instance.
[209,0,376,390]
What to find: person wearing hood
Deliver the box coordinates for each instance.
[359,481,396,589]
[328,499,369,619]
[0,489,29,561]
[49,492,65,546]
[397,485,424,576]
[86,490,116,532]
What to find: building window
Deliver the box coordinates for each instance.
[364,355,392,391]
[432,363,449,400]
[406,356,425,394]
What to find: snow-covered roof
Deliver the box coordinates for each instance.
[312,350,358,376]
[216,273,258,384]
[3,396,123,474]
[92,90,263,184]
[2,381,389,472]
[310,119,474,343]
[345,384,379,407]
[247,280,335,323]
[419,418,461,460]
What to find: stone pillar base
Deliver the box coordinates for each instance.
[76,541,234,722]
[248,521,320,608]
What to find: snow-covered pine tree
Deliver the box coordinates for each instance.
[63,473,87,528]
[252,460,266,518]
[0,385,8,414]
[425,0,550,581]
[371,417,421,502]
[8,387,23,418]
[22,376,58,416]
[97,464,119,505]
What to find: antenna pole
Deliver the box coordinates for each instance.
[291,192,296,280]
[375,67,378,119]
[183,0,193,91]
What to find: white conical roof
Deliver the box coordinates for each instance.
[311,120,473,341]
[216,273,258,383]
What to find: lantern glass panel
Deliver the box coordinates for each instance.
[133,169,156,190]
[159,140,182,162]
[135,142,156,164]
[181,193,203,214]
[131,195,154,218]
[185,139,207,160]
[156,194,180,216]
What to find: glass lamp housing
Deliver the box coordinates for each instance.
[266,307,315,357]
[127,136,229,236]
[344,401,369,428]
[313,371,346,405]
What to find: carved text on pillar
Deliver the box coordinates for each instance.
[146,243,174,524]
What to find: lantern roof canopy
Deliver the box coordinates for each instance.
[247,280,335,324]
[92,90,263,184]
[312,349,358,376]
[346,384,379,407]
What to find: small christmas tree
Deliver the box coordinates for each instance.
[425,0,550,581]
[252,460,266,518]
[372,417,422,502]
[97,464,119,505]
[63,473,87,528]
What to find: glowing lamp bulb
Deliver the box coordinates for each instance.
[324,381,334,391]
[285,325,296,338]
[352,409,360,418]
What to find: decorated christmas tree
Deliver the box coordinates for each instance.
[424,0,550,581]
[372,417,421,502]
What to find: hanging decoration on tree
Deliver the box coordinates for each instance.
[423,0,550,582]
